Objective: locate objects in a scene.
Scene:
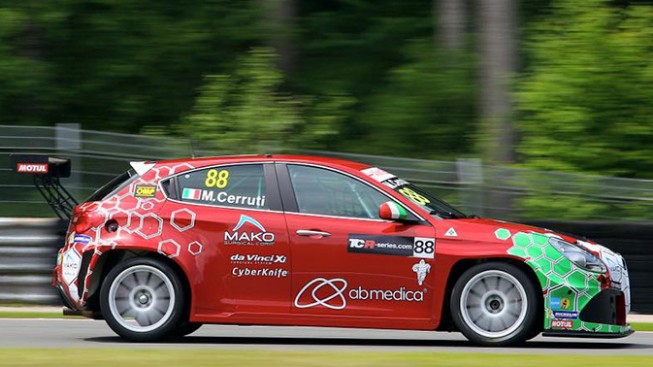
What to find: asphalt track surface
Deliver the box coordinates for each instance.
[2,318,653,354]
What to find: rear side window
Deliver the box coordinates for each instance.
[176,164,268,209]
[86,169,137,202]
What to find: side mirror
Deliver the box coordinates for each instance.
[379,201,409,221]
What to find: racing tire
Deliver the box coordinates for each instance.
[170,322,203,338]
[100,257,185,342]
[450,262,540,346]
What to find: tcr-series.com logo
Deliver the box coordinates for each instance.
[224,215,275,246]
[294,278,425,310]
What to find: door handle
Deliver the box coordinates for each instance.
[296,229,331,237]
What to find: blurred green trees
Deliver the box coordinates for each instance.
[518,0,653,179]
[515,0,653,218]
[179,48,352,153]
[2,0,653,218]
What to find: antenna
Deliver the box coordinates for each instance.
[189,139,197,158]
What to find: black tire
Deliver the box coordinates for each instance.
[450,262,540,346]
[170,322,203,338]
[100,257,185,342]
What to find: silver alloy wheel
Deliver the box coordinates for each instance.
[459,270,528,339]
[108,265,176,333]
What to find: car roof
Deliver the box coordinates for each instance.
[157,154,371,172]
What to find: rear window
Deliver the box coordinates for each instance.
[174,164,268,209]
[86,169,137,202]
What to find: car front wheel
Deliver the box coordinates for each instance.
[451,262,540,346]
[100,257,185,342]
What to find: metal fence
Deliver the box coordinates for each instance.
[3,124,653,220]
[0,218,62,304]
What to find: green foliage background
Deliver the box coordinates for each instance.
[515,0,653,218]
[2,0,653,219]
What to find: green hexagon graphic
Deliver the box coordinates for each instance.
[567,270,589,287]
[544,245,563,260]
[578,293,593,309]
[532,233,549,246]
[512,232,532,247]
[537,259,552,273]
[526,245,544,259]
[505,230,611,334]
[495,228,511,241]
[552,260,573,278]
[548,286,570,299]
[547,272,565,286]
[508,246,527,258]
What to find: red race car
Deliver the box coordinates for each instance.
[12,154,632,345]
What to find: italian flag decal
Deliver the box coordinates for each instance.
[182,188,202,200]
[380,201,408,220]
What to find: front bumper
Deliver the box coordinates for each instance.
[506,232,633,338]
[543,328,634,338]
[543,288,633,338]
[542,251,632,338]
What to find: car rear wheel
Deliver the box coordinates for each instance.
[100,257,185,342]
[451,262,540,346]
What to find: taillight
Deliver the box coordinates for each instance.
[75,210,106,233]
[75,214,91,233]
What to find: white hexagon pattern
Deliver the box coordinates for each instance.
[170,208,196,232]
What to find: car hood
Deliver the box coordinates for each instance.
[439,217,580,244]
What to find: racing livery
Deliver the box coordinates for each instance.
[11,154,632,345]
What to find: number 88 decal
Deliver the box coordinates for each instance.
[413,237,435,259]
[205,169,229,188]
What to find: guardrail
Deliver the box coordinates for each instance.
[3,124,653,220]
[0,218,63,304]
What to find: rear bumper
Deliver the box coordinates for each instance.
[55,283,77,311]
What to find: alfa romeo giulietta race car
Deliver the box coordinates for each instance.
[12,154,632,346]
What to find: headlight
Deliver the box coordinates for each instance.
[548,237,606,273]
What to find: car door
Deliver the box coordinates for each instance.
[160,163,291,315]
[278,163,436,324]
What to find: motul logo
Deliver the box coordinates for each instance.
[551,320,573,329]
[17,163,48,174]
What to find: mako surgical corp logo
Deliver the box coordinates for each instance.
[294,278,425,310]
[224,215,275,246]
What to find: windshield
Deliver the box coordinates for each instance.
[361,167,467,219]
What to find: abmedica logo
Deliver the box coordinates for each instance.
[349,286,424,302]
[224,215,275,246]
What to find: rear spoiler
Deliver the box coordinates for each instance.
[10,154,78,219]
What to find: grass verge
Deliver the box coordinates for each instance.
[631,322,653,331]
[0,349,652,367]
[2,309,653,330]
[0,311,77,319]
[3,310,652,330]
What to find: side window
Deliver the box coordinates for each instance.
[287,165,392,219]
[177,164,268,209]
